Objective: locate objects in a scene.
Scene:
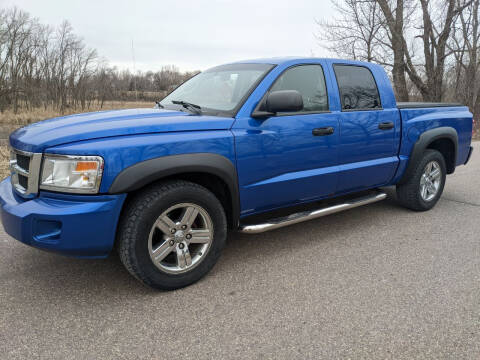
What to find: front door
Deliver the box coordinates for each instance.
[233,64,340,216]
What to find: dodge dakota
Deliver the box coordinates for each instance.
[0,57,474,289]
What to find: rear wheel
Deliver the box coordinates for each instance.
[396,149,446,211]
[117,180,227,290]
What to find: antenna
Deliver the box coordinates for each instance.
[131,39,137,101]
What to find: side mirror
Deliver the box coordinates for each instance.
[252,90,303,118]
[266,90,303,113]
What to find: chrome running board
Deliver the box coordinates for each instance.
[239,191,387,234]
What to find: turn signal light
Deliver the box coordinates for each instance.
[74,161,99,172]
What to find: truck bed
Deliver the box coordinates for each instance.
[395,103,473,174]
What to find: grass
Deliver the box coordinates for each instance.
[0,101,153,179]
[0,146,8,179]
[0,101,153,137]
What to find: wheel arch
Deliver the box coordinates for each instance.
[399,126,458,184]
[109,153,240,228]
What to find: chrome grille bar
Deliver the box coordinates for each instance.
[11,163,29,177]
[9,148,42,197]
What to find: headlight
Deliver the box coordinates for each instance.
[40,154,104,194]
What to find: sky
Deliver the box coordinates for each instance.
[1,0,335,72]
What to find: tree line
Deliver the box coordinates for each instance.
[2,2,479,124]
[0,7,198,113]
[317,0,480,124]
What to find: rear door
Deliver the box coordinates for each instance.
[332,64,400,193]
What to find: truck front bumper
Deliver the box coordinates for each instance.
[0,177,126,258]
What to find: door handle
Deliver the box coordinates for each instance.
[312,127,334,136]
[378,121,394,130]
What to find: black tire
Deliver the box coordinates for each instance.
[396,149,447,211]
[117,180,227,290]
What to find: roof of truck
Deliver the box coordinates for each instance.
[229,57,377,67]
[230,56,307,64]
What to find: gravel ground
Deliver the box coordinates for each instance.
[0,143,479,359]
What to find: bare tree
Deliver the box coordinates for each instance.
[317,0,412,101]
[375,0,412,101]
[447,0,480,122]
[319,0,475,103]
[316,0,385,62]
[0,6,197,113]
[403,0,472,101]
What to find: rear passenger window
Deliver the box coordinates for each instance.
[270,65,328,112]
[333,65,381,110]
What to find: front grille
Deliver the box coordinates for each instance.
[9,148,42,197]
[16,153,30,172]
[18,174,28,189]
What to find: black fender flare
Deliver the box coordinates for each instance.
[109,153,240,227]
[399,126,458,184]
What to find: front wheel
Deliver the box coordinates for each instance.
[396,149,447,211]
[117,180,227,290]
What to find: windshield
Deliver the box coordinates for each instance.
[160,63,274,115]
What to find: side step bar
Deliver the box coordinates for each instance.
[239,191,387,234]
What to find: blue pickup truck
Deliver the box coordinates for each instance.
[1,57,474,289]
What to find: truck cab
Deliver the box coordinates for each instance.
[1,57,474,290]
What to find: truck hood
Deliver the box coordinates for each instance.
[9,108,235,153]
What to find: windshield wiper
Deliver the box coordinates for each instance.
[155,101,164,109]
[172,100,202,114]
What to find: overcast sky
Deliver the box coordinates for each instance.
[2,0,334,72]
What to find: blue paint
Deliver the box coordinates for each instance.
[0,177,126,258]
[9,108,234,153]
[1,57,473,257]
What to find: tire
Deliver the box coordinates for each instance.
[117,180,227,290]
[396,149,447,211]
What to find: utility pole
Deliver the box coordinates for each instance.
[132,39,137,101]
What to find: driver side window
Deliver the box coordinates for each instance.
[270,65,329,113]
